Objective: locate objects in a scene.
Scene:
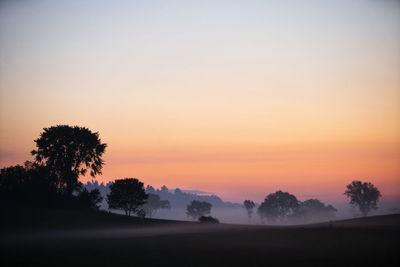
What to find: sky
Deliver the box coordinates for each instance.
[0,0,399,203]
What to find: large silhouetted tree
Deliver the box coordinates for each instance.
[31,125,107,196]
[344,181,381,217]
[243,200,256,221]
[107,178,148,216]
[258,190,299,223]
[186,200,212,220]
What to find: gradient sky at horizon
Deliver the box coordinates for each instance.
[1,0,399,202]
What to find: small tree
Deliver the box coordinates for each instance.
[243,200,256,221]
[143,193,171,218]
[136,209,146,218]
[107,178,148,216]
[186,200,212,220]
[198,216,219,224]
[344,181,381,217]
[77,188,103,209]
[31,125,107,196]
[258,190,299,223]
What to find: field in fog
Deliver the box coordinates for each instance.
[1,207,399,266]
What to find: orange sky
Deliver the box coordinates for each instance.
[0,1,399,202]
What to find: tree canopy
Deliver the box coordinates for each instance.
[31,125,107,195]
[186,200,212,220]
[293,199,337,222]
[257,190,299,223]
[107,178,148,216]
[345,181,381,216]
[243,200,256,220]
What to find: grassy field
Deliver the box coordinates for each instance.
[1,206,399,266]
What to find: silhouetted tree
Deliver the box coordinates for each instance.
[161,185,168,192]
[84,179,111,197]
[146,185,156,194]
[0,165,28,200]
[31,125,107,196]
[76,188,103,209]
[144,185,231,209]
[0,162,59,205]
[258,190,299,223]
[143,193,171,218]
[174,188,183,195]
[344,181,381,216]
[186,200,212,220]
[198,216,219,224]
[243,200,256,221]
[107,178,148,216]
[293,199,337,222]
[136,209,146,218]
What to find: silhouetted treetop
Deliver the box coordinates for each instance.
[31,125,107,195]
[243,200,256,220]
[345,180,381,217]
[258,190,299,223]
[107,178,148,216]
[144,185,234,208]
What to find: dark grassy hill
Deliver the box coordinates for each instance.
[311,213,400,229]
[1,206,399,266]
[1,204,194,233]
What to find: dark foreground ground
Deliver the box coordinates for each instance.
[1,206,399,267]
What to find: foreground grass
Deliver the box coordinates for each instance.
[1,206,399,266]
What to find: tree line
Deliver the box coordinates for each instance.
[242,181,381,223]
[0,125,382,223]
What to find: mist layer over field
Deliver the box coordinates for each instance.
[1,206,399,267]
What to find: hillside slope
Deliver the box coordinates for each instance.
[1,207,399,266]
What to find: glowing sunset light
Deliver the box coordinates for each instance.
[1,0,399,203]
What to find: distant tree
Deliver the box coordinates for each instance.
[107,178,148,216]
[258,190,299,223]
[174,188,183,195]
[243,200,256,221]
[186,200,212,220]
[143,193,171,218]
[344,181,381,217]
[76,188,103,209]
[31,125,107,196]
[293,199,337,222]
[84,179,111,197]
[161,185,169,193]
[146,185,156,194]
[198,216,219,224]
[158,185,169,199]
[136,209,146,218]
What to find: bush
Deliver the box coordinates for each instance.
[198,216,219,224]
